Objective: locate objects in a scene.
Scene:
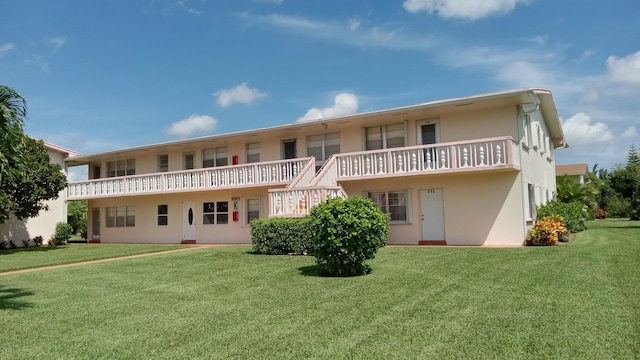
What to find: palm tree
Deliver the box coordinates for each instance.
[0,85,27,184]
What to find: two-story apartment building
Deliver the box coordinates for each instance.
[65,88,565,246]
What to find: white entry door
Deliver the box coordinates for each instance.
[183,202,196,241]
[420,189,445,241]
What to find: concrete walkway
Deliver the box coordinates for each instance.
[0,245,217,277]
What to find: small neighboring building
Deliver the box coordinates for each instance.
[0,142,81,245]
[556,163,590,185]
[65,88,566,246]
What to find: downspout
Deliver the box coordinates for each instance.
[519,91,541,243]
[522,91,540,115]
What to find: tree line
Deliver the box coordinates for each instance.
[557,145,640,221]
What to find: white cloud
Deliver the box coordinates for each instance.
[239,13,439,51]
[580,88,599,103]
[0,43,15,57]
[297,93,359,123]
[47,36,68,51]
[348,17,361,31]
[25,56,50,72]
[215,83,267,107]
[166,115,218,138]
[622,126,638,138]
[402,0,531,20]
[606,51,640,86]
[174,0,201,15]
[496,60,550,88]
[561,113,614,148]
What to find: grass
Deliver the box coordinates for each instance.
[1,219,638,359]
[0,244,189,272]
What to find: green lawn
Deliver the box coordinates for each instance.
[1,219,638,359]
[0,244,189,272]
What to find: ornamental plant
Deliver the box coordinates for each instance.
[537,200,585,232]
[529,215,567,246]
[50,222,73,246]
[309,196,390,276]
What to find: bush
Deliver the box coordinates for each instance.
[607,196,632,218]
[595,208,608,219]
[22,239,30,247]
[528,215,567,246]
[309,196,390,277]
[537,200,585,232]
[250,217,314,255]
[33,235,44,247]
[50,222,73,246]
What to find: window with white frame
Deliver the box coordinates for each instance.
[203,201,228,225]
[246,198,260,224]
[183,152,195,170]
[203,147,228,168]
[157,155,168,172]
[107,159,135,177]
[521,114,532,149]
[307,132,340,170]
[157,205,168,226]
[365,123,405,150]
[367,190,408,222]
[527,183,536,221]
[246,142,260,163]
[106,206,135,227]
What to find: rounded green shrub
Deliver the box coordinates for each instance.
[51,222,73,245]
[309,196,390,276]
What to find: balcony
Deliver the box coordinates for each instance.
[313,136,520,186]
[269,136,520,217]
[268,186,348,218]
[67,158,313,200]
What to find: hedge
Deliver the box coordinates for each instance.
[536,200,586,233]
[250,217,313,255]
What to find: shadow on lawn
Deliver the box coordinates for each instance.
[0,285,35,310]
[0,246,66,256]
[298,265,322,277]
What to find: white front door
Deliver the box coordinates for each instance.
[420,189,445,242]
[183,202,196,241]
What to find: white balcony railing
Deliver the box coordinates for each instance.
[268,186,348,218]
[67,158,313,200]
[312,136,519,185]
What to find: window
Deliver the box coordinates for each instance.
[246,198,260,224]
[521,114,532,149]
[365,123,405,150]
[307,132,340,161]
[203,147,228,168]
[246,142,260,163]
[106,206,135,227]
[157,205,168,226]
[107,159,135,177]
[203,201,228,225]
[367,190,407,222]
[283,139,297,159]
[184,152,195,170]
[158,155,168,172]
[527,183,536,221]
[92,165,101,179]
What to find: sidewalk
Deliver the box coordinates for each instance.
[0,246,212,277]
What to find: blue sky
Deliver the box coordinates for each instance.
[2,0,639,178]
